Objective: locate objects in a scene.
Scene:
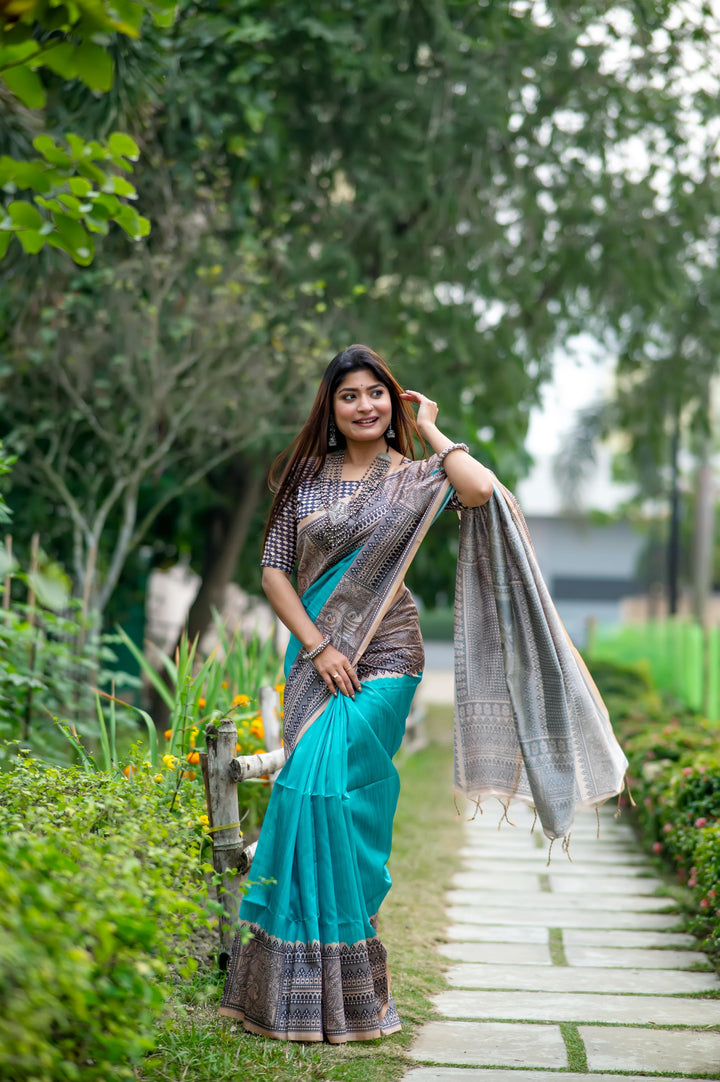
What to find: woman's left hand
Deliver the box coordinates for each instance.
[400,389,438,437]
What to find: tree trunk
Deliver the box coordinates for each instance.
[147,470,265,731]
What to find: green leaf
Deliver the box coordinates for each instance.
[73,43,114,92]
[108,132,140,160]
[28,558,72,610]
[2,65,46,108]
[17,228,45,254]
[33,135,73,168]
[8,200,44,229]
[0,231,11,258]
[103,175,137,197]
[40,42,78,80]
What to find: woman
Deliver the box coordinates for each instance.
[219,345,627,1043]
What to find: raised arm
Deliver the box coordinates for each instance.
[400,390,495,507]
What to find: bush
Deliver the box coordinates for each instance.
[589,657,720,960]
[0,755,214,1081]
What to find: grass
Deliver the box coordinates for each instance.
[139,709,462,1082]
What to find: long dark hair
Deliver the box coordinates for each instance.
[264,345,419,542]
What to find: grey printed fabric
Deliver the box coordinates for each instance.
[454,480,628,840]
[220,923,400,1043]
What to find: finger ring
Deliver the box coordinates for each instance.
[332,672,341,680]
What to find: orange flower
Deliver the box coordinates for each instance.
[186,750,201,765]
[123,764,137,778]
[221,681,229,689]
[182,770,197,780]
[198,697,206,708]
[250,719,265,740]
[236,743,242,754]
[232,693,251,707]
[163,729,173,740]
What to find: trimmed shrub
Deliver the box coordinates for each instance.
[0,755,213,1081]
[589,658,720,959]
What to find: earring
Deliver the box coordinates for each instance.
[386,420,396,439]
[328,419,338,448]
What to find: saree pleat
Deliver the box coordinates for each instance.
[219,675,418,1042]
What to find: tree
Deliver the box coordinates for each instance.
[0,0,175,261]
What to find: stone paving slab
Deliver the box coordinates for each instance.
[460,849,651,867]
[579,1025,720,1074]
[446,888,675,912]
[446,905,682,930]
[404,1072,714,1082]
[565,944,711,969]
[440,942,553,966]
[460,854,653,873]
[434,988,720,1026]
[446,924,549,944]
[444,961,718,994]
[549,874,664,894]
[563,927,697,949]
[409,1021,567,1068]
[451,872,542,892]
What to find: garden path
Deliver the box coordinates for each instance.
[408,653,720,1081]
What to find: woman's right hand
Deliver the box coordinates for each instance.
[313,643,362,699]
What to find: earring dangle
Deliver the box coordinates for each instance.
[328,419,338,448]
[386,420,396,439]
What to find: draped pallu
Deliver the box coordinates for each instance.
[219,461,627,1042]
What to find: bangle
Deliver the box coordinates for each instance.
[437,442,469,468]
[301,635,331,662]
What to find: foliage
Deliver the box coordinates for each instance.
[0,754,211,1082]
[0,0,176,261]
[589,657,720,960]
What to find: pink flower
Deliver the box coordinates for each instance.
[652,841,663,854]
[695,817,708,828]
[699,897,710,908]
[681,767,693,776]
[663,823,673,833]
[688,878,697,888]
[709,889,717,899]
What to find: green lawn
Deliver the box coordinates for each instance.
[140,708,462,1082]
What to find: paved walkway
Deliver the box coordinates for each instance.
[405,798,720,1081]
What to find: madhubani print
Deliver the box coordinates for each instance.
[219,923,400,1043]
[283,466,451,754]
[453,481,628,840]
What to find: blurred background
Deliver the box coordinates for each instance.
[1,0,719,748]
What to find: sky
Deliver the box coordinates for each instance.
[516,341,635,515]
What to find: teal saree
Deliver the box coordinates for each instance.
[219,457,628,1042]
[219,459,452,1042]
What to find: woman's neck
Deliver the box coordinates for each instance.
[342,438,389,468]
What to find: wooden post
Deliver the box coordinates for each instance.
[204,716,244,969]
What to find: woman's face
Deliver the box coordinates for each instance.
[333,367,393,445]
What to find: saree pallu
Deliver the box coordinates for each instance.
[219,459,451,1042]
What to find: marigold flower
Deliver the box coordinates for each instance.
[250,719,265,740]
[199,814,210,826]
[236,743,242,753]
[154,774,164,783]
[198,697,206,708]
[162,754,178,770]
[186,750,201,765]
[164,729,173,740]
[221,681,229,689]
[232,693,251,707]
[182,770,197,780]
[123,764,137,778]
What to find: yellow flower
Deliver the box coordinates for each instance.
[249,719,265,740]
[199,814,210,826]
[162,754,178,770]
[232,693,251,707]
[274,682,285,695]
[154,774,164,783]
[189,734,197,748]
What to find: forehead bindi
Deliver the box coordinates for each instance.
[336,370,384,395]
